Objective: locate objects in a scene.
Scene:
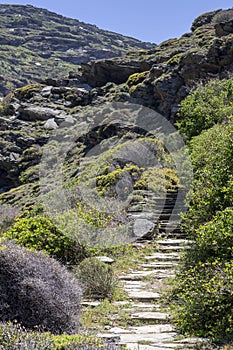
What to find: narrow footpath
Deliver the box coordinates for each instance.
[98,237,205,350]
[83,190,207,349]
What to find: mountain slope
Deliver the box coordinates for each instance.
[1,8,233,207]
[0,4,154,96]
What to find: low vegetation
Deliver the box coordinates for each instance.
[0,241,82,334]
[171,78,233,343]
[76,257,117,299]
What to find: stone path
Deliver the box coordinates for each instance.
[98,237,205,350]
[83,190,208,349]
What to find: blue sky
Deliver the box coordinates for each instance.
[1,0,233,43]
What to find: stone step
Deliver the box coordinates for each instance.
[99,323,175,335]
[156,239,190,246]
[125,344,175,350]
[81,300,101,308]
[119,270,176,281]
[159,228,182,234]
[140,262,179,269]
[127,290,161,301]
[158,245,188,252]
[131,311,169,322]
[159,221,180,226]
[123,281,148,289]
[131,302,161,310]
[144,253,180,262]
[159,233,186,239]
[119,331,177,345]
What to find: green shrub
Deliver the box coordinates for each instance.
[97,164,142,196]
[76,257,117,299]
[0,322,119,349]
[135,167,179,193]
[3,215,87,264]
[184,208,233,265]
[172,209,233,341]
[0,241,82,334]
[182,122,233,231]
[13,83,44,100]
[126,71,149,88]
[177,78,233,140]
[172,259,233,341]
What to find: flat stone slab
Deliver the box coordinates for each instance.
[81,300,101,307]
[113,301,132,306]
[119,269,176,281]
[156,239,191,246]
[119,270,156,280]
[159,245,186,251]
[96,256,115,264]
[144,253,180,261]
[140,262,178,269]
[131,302,161,310]
[120,331,177,344]
[127,290,161,301]
[173,337,209,344]
[123,281,148,289]
[131,312,169,321]
[130,324,175,334]
[126,344,175,350]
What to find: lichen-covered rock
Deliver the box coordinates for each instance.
[191,9,221,31]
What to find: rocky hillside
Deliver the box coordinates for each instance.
[0,7,233,227]
[79,8,233,120]
[0,4,154,96]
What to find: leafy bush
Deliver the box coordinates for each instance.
[184,208,233,265]
[3,215,87,264]
[177,78,233,140]
[172,260,233,341]
[135,167,179,192]
[172,209,233,341]
[0,241,82,334]
[182,122,233,231]
[76,257,117,299]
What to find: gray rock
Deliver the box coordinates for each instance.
[18,106,60,121]
[61,115,76,127]
[133,219,156,238]
[9,152,20,161]
[96,256,115,264]
[41,85,53,97]
[44,118,58,129]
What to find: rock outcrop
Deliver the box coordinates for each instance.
[79,7,233,120]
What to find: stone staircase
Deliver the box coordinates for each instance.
[83,189,207,349]
[98,238,204,350]
[127,188,187,241]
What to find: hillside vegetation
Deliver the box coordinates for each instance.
[0,5,233,348]
[171,79,233,342]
